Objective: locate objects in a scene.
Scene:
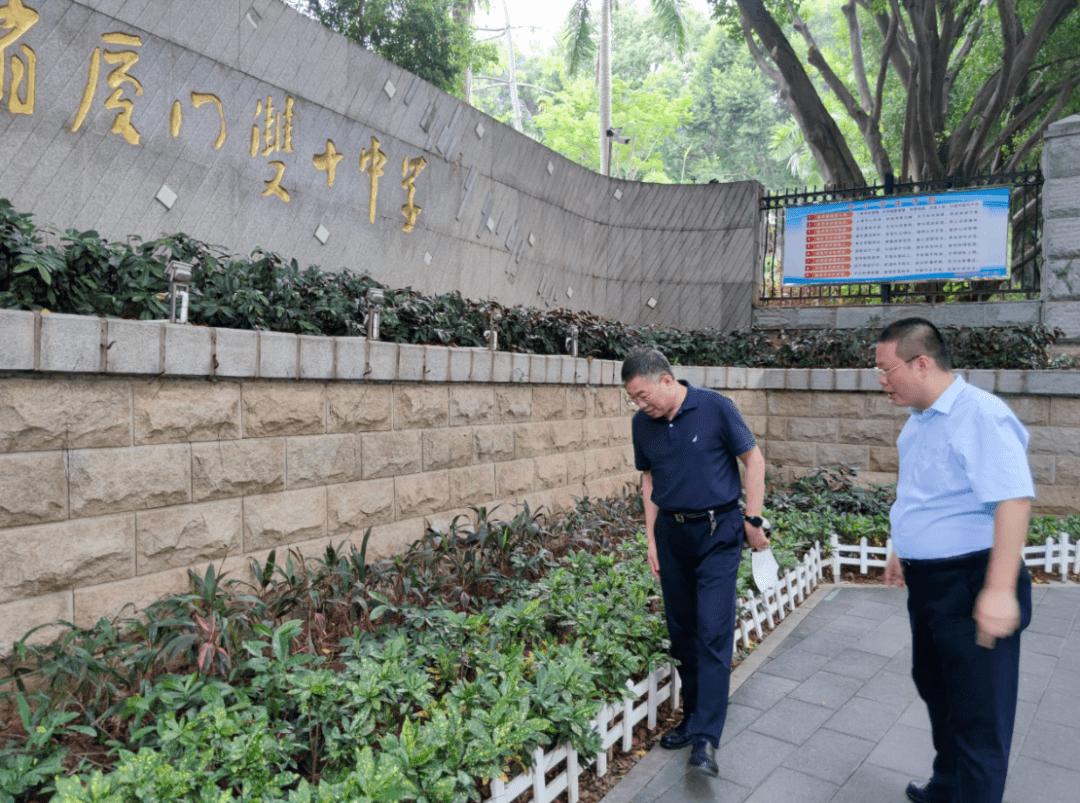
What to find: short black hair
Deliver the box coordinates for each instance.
[621,348,673,383]
[877,317,951,370]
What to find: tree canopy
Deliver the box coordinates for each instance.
[713,0,1080,185]
[303,0,496,95]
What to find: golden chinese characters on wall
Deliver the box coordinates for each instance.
[1,0,427,232]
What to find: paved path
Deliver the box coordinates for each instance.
[602,582,1080,803]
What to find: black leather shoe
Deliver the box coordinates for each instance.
[659,718,693,750]
[688,739,718,777]
[906,780,952,803]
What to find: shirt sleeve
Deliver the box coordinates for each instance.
[631,413,651,471]
[957,403,1035,505]
[718,395,757,456]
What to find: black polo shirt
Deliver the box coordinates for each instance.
[631,382,756,514]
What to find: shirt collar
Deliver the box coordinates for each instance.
[676,380,698,415]
[915,374,964,418]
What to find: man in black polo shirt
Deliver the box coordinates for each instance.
[622,348,769,777]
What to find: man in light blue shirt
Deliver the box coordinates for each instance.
[878,318,1033,803]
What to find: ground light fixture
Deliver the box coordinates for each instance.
[166,260,193,324]
[365,287,386,340]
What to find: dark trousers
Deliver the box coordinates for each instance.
[654,507,743,747]
[902,550,1032,803]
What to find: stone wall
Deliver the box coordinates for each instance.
[2,309,1078,653]
[0,0,759,331]
[1043,114,1080,338]
[0,314,640,653]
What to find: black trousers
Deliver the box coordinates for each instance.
[902,550,1032,803]
[654,507,743,747]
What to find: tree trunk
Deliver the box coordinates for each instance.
[735,0,864,187]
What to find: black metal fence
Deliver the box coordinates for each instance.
[758,170,1043,306]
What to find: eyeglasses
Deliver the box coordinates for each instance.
[626,382,662,405]
[874,355,920,377]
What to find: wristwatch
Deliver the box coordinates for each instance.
[743,514,764,528]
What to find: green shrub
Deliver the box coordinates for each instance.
[0,199,1069,370]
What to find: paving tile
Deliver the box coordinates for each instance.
[1003,755,1080,803]
[873,614,913,637]
[781,727,876,785]
[788,614,829,638]
[883,646,913,674]
[1012,698,1037,739]
[1025,613,1074,637]
[712,730,796,789]
[822,648,890,681]
[1019,719,1080,770]
[845,599,899,621]
[896,699,931,731]
[1022,631,1066,657]
[1034,690,1080,727]
[1044,665,1080,696]
[747,697,835,745]
[824,696,906,742]
[823,614,878,638]
[787,670,864,710]
[642,773,750,803]
[856,667,920,709]
[720,703,763,747]
[805,599,854,623]
[828,762,913,803]
[850,628,911,658]
[792,628,858,658]
[865,723,938,778]
[742,767,837,803]
[728,674,800,711]
[763,631,806,660]
[755,647,832,683]
[1032,598,1080,624]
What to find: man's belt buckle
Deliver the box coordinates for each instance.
[674,513,687,523]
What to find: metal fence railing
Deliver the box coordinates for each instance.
[759,170,1043,307]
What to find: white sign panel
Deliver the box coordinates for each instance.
[783,187,1010,285]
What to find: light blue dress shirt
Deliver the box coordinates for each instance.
[890,376,1035,560]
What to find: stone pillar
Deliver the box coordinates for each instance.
[1043,114,1080,339]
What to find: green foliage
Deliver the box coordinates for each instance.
[0,199,1070,372]
[1,494,668,803]
[304,0,497,97]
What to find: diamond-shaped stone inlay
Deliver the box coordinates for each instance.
[424,252,432,265]
[547,161,554,174]
[614,188,623,200]
[383,80,396,99]
[314,224,330,244]
[486,217,496,233]
[245,7,260,28]
[567,287,574,298]
[647,297,658,308]
[528,233,536,246]
[476,122,485,138]
[156,184,177,210]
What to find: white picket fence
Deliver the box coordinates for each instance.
[483,543,826,803]
[829,533,1080,582]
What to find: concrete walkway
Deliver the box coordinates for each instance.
[602,582,1080,803]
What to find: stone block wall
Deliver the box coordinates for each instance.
[3,309,1079,653]
[1044,114,1080,338]
[0,379,637,654]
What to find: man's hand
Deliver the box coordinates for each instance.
[884,552,905,588]
[974,586,1021,649]
[744,522,769,552]
[646,533,661,580]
